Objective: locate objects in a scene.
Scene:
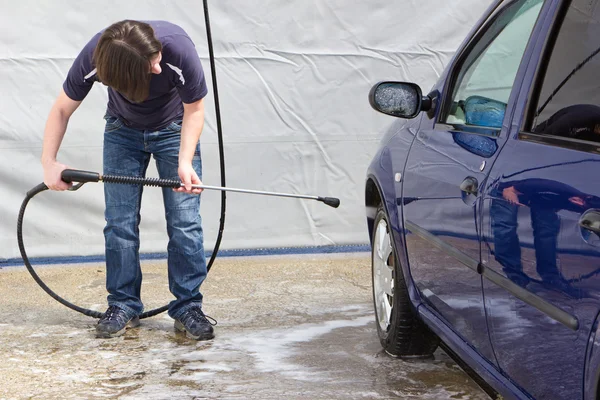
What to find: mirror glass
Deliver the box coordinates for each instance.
[370,82,421,118]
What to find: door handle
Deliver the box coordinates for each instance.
[460,176,478,196]
[579,209,600,233]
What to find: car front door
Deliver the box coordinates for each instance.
[481,1,600,398]
[400,0,546,364]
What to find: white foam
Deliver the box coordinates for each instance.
[232,315,372,379]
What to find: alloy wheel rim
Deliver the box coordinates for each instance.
[373,218,394,332]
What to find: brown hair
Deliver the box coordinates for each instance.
[93,20,162,103]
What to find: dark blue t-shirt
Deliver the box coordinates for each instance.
[63,21,208,130]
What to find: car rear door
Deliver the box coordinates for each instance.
[481,1,600,398]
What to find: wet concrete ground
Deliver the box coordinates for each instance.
[0,253,489,399]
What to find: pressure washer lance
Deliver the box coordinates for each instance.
[61,169,341,208]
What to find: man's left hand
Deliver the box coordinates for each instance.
[176,163,203,194]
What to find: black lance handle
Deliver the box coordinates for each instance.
[61,169,100,183]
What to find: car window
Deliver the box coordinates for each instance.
[444,0,544,129]
[529,0,600,144]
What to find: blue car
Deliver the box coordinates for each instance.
[365,0,600,398]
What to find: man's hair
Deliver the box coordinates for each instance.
[93,20,162,103]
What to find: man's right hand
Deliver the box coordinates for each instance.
[43,161,72,191]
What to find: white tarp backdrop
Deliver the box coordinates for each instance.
[0,0,493,260]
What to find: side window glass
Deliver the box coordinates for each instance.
[530,0,600,144]
[444,0,544,129]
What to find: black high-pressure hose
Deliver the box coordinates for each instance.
[203,0,227,274]
[16,0,226,320]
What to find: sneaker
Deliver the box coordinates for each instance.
[96,305,140,338]
[174,307,217,340]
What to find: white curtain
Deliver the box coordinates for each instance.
[0,0,493,260]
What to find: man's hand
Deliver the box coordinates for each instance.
[502,186,523,206]
[43,160,72,191]
[175,162,203,194]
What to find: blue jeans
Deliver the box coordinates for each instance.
[102,114,207,320]
[491,196,561,286]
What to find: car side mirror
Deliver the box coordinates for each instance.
[369,81,431,119]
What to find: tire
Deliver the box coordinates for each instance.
[371,204,439,357]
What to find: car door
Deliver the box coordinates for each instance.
[481,1,600,398]
[399,0,546,364]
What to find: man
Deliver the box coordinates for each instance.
[41,20,214,340]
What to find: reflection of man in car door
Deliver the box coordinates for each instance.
[490,103,600,297]
[490,178,592,296]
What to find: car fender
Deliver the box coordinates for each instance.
[366,116,424,306]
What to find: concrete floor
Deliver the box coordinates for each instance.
[0,253,488,399]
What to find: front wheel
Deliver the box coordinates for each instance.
[371,205,439,357]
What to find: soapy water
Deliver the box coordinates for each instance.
[0,306,488,399]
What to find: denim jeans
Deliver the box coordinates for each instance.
[102,114,207,320]
[491,195,561,286]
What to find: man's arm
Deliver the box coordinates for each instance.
[42,89,82,190]
[176,98,205,194]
